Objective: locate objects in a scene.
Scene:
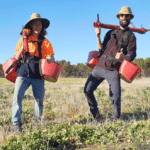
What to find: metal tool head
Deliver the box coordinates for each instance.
[145,29,150,33]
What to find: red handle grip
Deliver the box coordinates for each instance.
[22,29,31,57]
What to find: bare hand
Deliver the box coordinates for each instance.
[95,27,101,37]
[46,55,55,64]
[115,48,125,60]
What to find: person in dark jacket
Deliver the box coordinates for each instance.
[12,13,55,131]
[84,6,136,121]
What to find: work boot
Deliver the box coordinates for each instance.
[11,123,22,132]
[92,109,104,123]
[95,113,104,123]
[32,116,41,125]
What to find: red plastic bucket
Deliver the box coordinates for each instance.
[2,58,17,83]
[87,51,100,69]
[119,60,141,83]
[40,59,63,82]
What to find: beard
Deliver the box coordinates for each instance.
[120,19,130,28]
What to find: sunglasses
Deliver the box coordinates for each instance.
[120,14,130,18]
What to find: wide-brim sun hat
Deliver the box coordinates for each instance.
[116,6,134,19]
[25,13,50,29]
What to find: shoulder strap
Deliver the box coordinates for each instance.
[28,35,45,59]
[103,29,117,50]
[121,30,133,55]
[110,29,117,39]
[121,30,133,49]
[112,29,133,48]
[38,35,45,59]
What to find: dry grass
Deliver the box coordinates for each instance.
[0,77,150,148]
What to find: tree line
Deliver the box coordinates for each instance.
[0,64,4,77]
[0,58,150,78]
[134,58,150,77]
[56,58,150,77]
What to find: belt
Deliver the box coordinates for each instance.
[19,60,39,64]
[101,55,122,63]
[101,55,122,67]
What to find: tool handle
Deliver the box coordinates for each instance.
[97,14,99,22]
[93,14,149,34]
[22,27,30,57]
[94,22,149,34]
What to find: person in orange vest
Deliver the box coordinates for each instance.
[84,6,136,122]
[12,13,54,132]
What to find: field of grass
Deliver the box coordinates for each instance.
[0,77,150,150]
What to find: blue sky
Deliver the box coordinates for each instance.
[0,0,150,65]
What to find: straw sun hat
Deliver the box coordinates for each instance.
[24,13,50,29]
[116,6,134,19]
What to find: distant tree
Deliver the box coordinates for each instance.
[134,58,150,77]
[144,58,150,67]
[144,58,150,76]
[0,64,4,77]
[2,57,150,78]
[56,60,72,77]
[56,60,92,78]
[134,58,145,68]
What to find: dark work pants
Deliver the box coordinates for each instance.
[84,66,121,119]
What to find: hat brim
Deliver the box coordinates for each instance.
[25,18,50,29]
[116,13,134,19]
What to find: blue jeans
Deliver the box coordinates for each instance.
[12,77,45,125]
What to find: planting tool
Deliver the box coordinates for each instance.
[94,14,150,34]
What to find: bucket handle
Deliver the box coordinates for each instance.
[5,60,18,74]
